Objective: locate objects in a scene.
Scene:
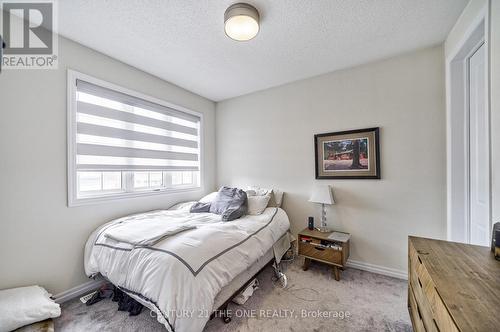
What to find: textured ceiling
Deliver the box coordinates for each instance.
[58,0,468,101]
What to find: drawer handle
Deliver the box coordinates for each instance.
[417,255,422,264]
[417,277,423,289]
[314,246,325,251]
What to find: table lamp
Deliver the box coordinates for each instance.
[309,185,335,232]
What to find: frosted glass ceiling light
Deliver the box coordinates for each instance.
[224,3,260,41]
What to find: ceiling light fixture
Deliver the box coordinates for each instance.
[224,3,260,41]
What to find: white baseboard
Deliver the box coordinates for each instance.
[53,277,106,304]
[347,259,407,280]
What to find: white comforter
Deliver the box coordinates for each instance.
[84,205,290,332]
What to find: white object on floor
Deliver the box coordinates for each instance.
[0,285,61,332]
[79,291,97,304]
[276,272,287,288]
[272,262,288,288]
[232,279,259,305]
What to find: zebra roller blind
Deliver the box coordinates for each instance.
[75,79,200,172]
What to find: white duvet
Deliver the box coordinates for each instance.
[84,205,290,332]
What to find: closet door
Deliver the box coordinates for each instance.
[468,43,489,247]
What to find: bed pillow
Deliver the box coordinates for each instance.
[209,186,247,221]
[0,286,61,331]
[189,191,221,213]
[271,189,284,207]
[246,187,284,207]
[189,201,211,213]
[247,194,271,215]
[221,204,247,222]
[199,191,218,203]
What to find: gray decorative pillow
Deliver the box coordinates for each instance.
[222,204,247,222]
[210,186,247,221]
[189,202,211,213]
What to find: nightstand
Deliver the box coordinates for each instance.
[298,228,350,281]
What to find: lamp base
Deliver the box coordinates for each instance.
[316,204,330,233]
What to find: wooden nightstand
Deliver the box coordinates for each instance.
[298,228,350,281]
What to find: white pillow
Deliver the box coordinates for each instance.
[246,186,284,207]
[247,186,269,196]
[200,191,218,203]
[0,286,61,332]
[272,189,284,207]
[247,194,271,215]
[245,189,257,197]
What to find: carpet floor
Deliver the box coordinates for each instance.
[54,259,412,331]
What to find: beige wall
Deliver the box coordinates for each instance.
[0,36,216,294]
[216,46,446,275]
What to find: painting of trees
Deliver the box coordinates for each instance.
[350,138,368,169]
[315,127,380,179]
[323,138,368,170]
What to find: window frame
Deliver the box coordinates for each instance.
[67,70,204,207]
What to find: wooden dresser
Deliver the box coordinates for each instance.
[408,236,500,332]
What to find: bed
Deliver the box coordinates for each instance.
[84,202,291,332]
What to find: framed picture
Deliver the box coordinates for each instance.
[314,127,380,179]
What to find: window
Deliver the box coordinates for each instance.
[68,71,202,205]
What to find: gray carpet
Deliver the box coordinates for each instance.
[55,259,411,331]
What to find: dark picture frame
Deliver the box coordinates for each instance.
[314,127,380,179]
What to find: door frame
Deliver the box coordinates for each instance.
[446,4,491,243]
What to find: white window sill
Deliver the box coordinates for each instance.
[68,186,202,207]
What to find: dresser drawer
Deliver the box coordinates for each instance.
[409,241,459,332]
[299,241,342,265]
[409,266,438,332]
[424,282,459,332]
[408,284,426,332]
[409,236,500,331]
[409,241,434,293]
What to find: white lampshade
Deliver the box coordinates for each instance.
[224,3,260,41]
[309,185,335,205]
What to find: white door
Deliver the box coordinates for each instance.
[468,43,490,246]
